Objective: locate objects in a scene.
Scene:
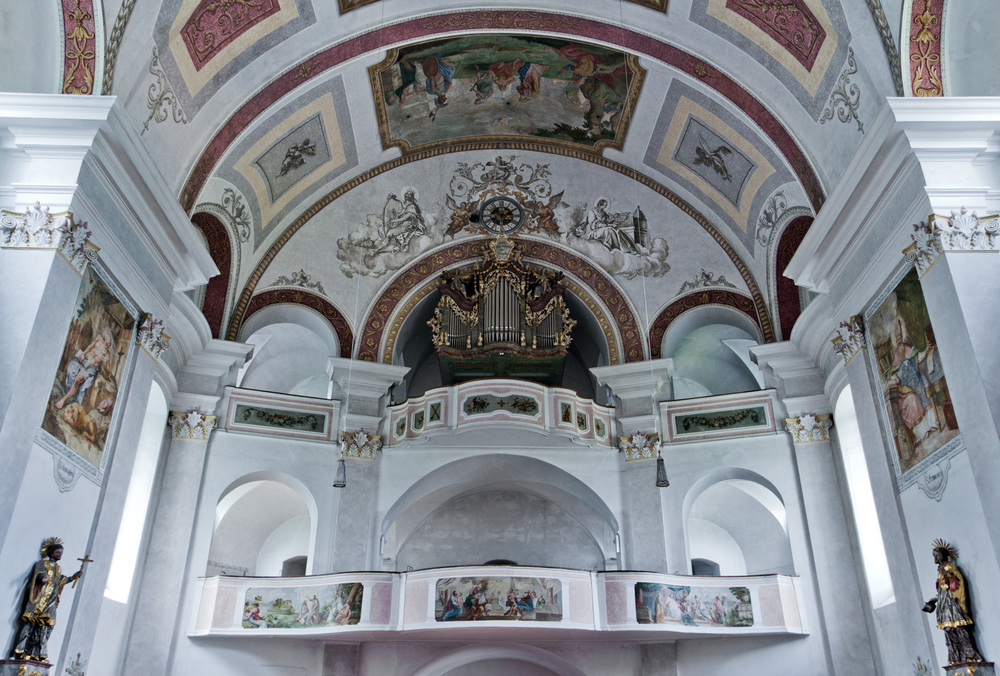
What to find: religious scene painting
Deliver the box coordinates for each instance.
[336,155,669,280]
[867,268,959,477]
[371,35,643,154]
[634,583,753,627]
[41,265,136,469]
[435,576,562,622]
[242,583,363,629]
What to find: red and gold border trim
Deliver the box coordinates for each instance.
[242,289,354,357]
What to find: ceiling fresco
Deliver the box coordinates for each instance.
[84,1,910,357]
[369,35,644,155]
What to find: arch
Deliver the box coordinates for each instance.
[411,644,589,676]
[356,238,643,364]
[210,471,319,576]
[682,468,793,576]
[649,290,764,359]
[242,289,353,358]
[191,211,234,339]
[773,215,814,340]
[383,455,619,565]
[180,12,824,214]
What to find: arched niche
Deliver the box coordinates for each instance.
[683,468,793,576]
[660,305,764,398]
[208,472,318,577]
[237,304,343,396]
[411,644,589,676]
[383,455,618,571]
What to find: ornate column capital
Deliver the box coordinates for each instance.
[905,209,1000,276]
[784,413,833,444]
[619,432,661,461]
[168,408,217,440]
[340,429,382,459]
[137,313,171,359]
[830,315,866,365]
[1,202,69,248]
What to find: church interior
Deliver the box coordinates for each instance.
[1,0,999,674]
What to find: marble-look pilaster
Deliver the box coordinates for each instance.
[752,342,878,675]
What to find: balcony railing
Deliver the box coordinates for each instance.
[192,566,805,640]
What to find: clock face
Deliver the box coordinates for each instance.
[480,196,524,234]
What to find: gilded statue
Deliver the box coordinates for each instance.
[922,539,984,665]
[9,538,88,662]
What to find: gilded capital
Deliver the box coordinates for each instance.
[619,432,661,461]
[784,413,833,444]
[340,429,381,459]
[831,315,866,365]
[169,409,217,440]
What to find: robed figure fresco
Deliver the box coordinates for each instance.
[922,540,984,665]
[10,538,87,662]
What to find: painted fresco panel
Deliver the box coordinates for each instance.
[634,583,752,627]
[41,265,137,471]
[673,406,768,436]
[371,35,643,154]
[435,576,562,622]
[867,267,959,478]
[242,583,363,629]
[233,404,327,432]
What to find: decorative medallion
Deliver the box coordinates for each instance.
[180,0,281,71]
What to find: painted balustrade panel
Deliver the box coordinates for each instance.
[388,380,613,446]
[192,572,394,635]
[192,568,804,638]
[603,572,805,635]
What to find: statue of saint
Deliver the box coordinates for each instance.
[922,539,985,664]
[10,537,86,662]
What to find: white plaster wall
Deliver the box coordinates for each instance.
[945,3,1000,95]
[256,514,311,576]
[687,518,747,575]
[396,491,605,571]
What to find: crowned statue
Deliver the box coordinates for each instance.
[8,537,89,664]
[922,539,987,669]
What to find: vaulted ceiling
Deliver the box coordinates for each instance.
[12,0,924,369]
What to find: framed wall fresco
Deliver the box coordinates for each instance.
[435,576,562,622]
[634,582,753,627]
[370,35,644,155]
[36,262,138,491]
[223,389,339,441]
[242,582,363,629]
[864,266,962,489]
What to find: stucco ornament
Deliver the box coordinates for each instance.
[341,429,382,459]
[831,315,866,364]
[169,409,217,440]
[0,202,69,248]
[905,209,1000,276]
[784,413,833,444]
[619,432,661,461]
[58,218,98,272]
[137,313,171,359]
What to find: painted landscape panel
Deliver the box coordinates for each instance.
[435,576,561,622]
[371,35,642,153]
[42,266,136,468]
[634,583,753,627]
[868,268,959,475]
[242,583,363,629]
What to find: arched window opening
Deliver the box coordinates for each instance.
[835,386,895,608]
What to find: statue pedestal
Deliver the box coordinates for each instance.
[0,658,51,675]
[945,663,995,676]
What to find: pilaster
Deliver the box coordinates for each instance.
[619,432,668,572]
[752,342,878,675]
[591,360,673,435]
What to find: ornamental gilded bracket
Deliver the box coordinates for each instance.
[169,409,217,440]
[341,429,382,459]
[784,413,833,444]
[619,432,661,461]
[831,315,865,365]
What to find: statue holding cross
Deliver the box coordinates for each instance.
[8,538,91,663]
